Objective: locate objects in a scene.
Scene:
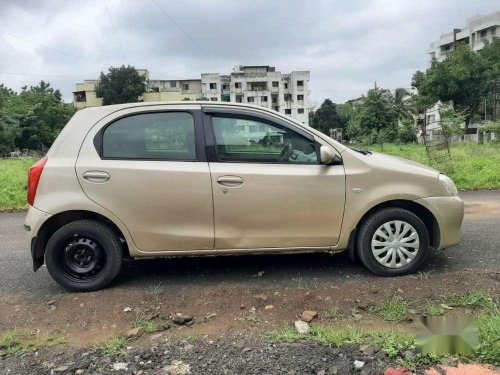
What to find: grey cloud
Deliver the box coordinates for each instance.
[0,0,498,103]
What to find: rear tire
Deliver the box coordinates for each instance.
[356,208,429,276]
[45,220,123,292]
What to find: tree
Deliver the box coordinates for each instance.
[412,44,489,133]
[344,88,398,145]
[96,65,146,105]
[0,81,75,152]
[310,99,343,135]
[392,88,415,121]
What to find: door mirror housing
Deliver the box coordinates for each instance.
[320,145,339,165]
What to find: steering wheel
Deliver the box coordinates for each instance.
[278,140,294,162]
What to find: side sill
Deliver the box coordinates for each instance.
[133,246,346,259]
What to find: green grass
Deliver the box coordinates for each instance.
[132,316,158,334]
[100,338,128,355]
[0,158,36,210]
[366,142,500,190]
[268,291,500,368]
[0,329,66,356]
[368,295,409,321]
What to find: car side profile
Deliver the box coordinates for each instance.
[25,102,464,291]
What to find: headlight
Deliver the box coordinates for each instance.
[439,174,458,196]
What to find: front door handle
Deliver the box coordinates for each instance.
[217,175,243,187]
[83,170,110,183]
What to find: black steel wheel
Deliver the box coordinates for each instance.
[45,220,123,292]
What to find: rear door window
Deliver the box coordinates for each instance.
[102,112,196,160]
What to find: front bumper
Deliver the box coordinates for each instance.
[415,195,464,249]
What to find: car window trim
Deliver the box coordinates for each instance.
[93,109,207,162]
[202,107,321,165]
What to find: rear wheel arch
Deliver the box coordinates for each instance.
[352,200,440,258]
[33,210,129,269]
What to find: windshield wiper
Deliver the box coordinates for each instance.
[350,147,372,155]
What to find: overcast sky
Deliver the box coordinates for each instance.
[0,0,499,105]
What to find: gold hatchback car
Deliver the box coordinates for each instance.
[25,102,464,291]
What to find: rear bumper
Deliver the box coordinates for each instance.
[24,206,52,271]
[415,196,464,249]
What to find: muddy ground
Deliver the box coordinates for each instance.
[0,190,499,374]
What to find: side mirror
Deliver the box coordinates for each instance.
[320,145,338,165]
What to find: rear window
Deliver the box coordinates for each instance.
[102,112,196,160]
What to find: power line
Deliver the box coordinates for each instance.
[150,0,209,56]
[103,0,127,62]
[0,30,99,65]
[0,71,86,78]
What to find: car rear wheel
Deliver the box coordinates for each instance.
[356,208,429,276]
[45,220,123,292]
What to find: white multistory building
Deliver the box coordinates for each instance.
[201,66,311,125]
[427,11,500,62]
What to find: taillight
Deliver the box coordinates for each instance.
[27,156,48,206]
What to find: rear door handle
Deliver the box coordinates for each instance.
[83,170,110,183]
[217,175,243,187]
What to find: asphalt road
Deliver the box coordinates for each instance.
[0,190,499,298]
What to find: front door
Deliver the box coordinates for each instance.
[204,110,345,249]
[76,109,214,252]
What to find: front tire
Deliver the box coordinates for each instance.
[45,220,123,292]
[356,208,429,276]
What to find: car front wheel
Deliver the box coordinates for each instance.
[356,207,430,276]
[45,220,123,292]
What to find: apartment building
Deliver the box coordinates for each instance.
[201,66,311,125]
[427,11,500,62]
[73,65,311,125]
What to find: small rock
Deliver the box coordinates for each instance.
[75,370,85,375]
[53,366,69,372]
[126,327,143,338]
[47,300,56,306]
[257,271,265,277]
[396,288,404,294]
[123,307,132,312]
[317,370,326,375]
[359,344,375,356]
[294,320,310,334]
[408,309,417,315]
[242,347,252,353]
[163,360,191,375]
[183,344,194,351]
[329,366,338,375]
[301,310,318,322]
[240,304,245,310]
[205,313,217,320]
[173,314,193,325]
[112,362,128,371]
[50,305,57,311]
[264,305,274,310]
[353,360,365,369]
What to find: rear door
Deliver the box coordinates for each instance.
[76,106,214,252]
[203,107,346,250]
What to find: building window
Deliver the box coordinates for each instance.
[247,96,254,103]
[492,28,496,36]
[297,94,304,101]
[285,109,292,115]
[170,81,176,88]
[261,96,268,102]
[272,96,278,104]
[235,82,242,89]
[236,95,243,103]
[210,83,217,90]
[151,87,160,93]
[182,83,189,90]
[284,93,292,101]
[210,97,217,101]
[272,81,279,88]
[298,108,304,114]
[479,29,487,38]
[297,80,304,87]
[222,84,229,90]
[284,83,288,89]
